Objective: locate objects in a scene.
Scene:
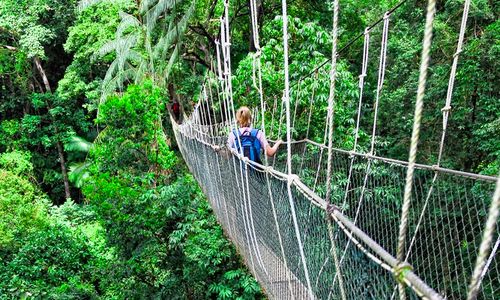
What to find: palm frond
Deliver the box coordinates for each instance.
[77,0,103,12]
[134,65,148,84]
[153,26,177,59]
[139,0,157,14]
[153,1,194,60]
[100,67,137,104]
[178,1,195,33]
[117,11,142,37]
[144,0,177,35]
[102,59,119,85]
[95,35,136,59]
[128,49,147,65]
[65,136,93,153]
[164,44,179,81]
[68,161,91,188]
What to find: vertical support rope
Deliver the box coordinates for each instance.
[467,174,500,300]
[299,71,319,172]
[323,0,347,299]
[343,14,390,235]
[370,12,389,155]
[399,0,473,283]
[340,27,370,211]
[335,14,389,277]
[249,3,296,294]
[330,29,370,286]
[396,0,436,299]
[210,64,236,238]
[244,165,272,280]
[220,4,259,276]
[281,0,314,298]
[215,39,232,126]
[437,0,470,165]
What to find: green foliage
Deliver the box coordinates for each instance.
[0,168,49,249]
[0,150,33,177]
[58,0,134,110]
[0,163,109,299]
[369,0,500,173]
[0,224,98,299]
[0,0,76,59]
[75,81,260,298]
[170,191,264,299]
[3,92,92,201]
[95,82,176,174]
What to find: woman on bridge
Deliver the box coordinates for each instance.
[227,106,282,164]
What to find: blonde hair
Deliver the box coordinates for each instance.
[236,106,252,127]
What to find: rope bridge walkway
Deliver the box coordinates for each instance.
[172,0,499,299]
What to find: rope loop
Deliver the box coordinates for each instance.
[288,174,300,183]
[394,261,414,284]
[383,11,390,19]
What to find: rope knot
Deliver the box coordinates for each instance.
[394,262,413,283]
[441,105,452,112]
[383,11,390,20]
[366,152,374,160]
[326,203,339,215]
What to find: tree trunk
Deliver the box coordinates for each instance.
[57,141,71,200]
[34,56,71,200]
[34,56,52,93]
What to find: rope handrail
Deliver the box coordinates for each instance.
[173,0,499,298]
[187,119,498,183]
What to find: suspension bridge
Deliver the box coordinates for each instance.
[172,0,499,299]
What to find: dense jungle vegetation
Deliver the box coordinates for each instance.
[0,0,498,299]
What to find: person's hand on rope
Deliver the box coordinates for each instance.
[266,140,283,157]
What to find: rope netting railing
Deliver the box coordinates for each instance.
[172,0,499,299]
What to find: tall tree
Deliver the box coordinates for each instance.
[0,0,80,200]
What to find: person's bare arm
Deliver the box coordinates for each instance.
[266,140,282,157]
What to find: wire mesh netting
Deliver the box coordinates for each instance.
[174,117,498,299]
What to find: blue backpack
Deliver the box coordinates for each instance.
[232,128,262,164]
